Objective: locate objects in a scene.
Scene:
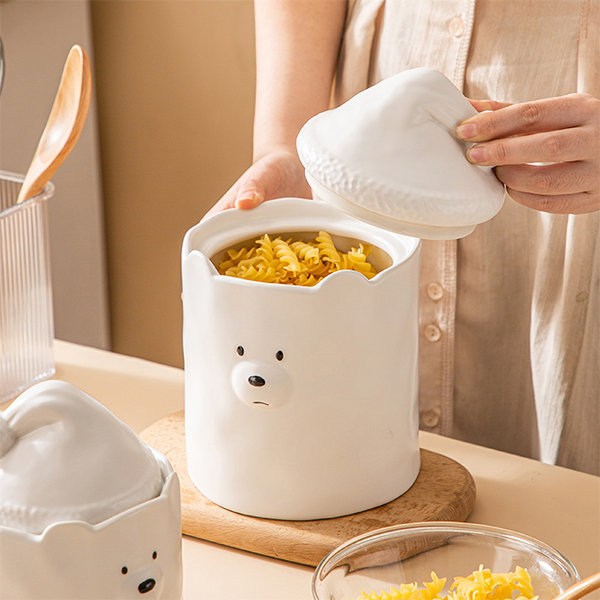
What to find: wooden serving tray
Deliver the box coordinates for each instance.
[140,410,476,567]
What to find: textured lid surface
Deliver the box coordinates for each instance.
[297,68,505,239]
[0,381,163,533]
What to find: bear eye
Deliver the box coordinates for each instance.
[121,566,128,575]
[237,346,244,356]
[152,551,157,560]
[276,350,284,361]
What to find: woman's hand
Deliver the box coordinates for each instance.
[203,148,311,219]
[456,94,600,214]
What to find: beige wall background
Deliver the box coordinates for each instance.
[1,1,255,369]
[91,0,255,368]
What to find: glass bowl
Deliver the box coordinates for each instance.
[312,522,579,600]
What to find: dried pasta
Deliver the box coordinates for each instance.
[359,566,538,600]
[217,232,378,285]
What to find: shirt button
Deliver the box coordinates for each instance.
[424,324,442,342]
[448,15,464,37]
[420,408,441,428]
[426,282,444,301]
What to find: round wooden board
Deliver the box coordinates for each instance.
[141,410,476,567]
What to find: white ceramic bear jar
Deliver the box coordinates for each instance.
[182,198,421,520]
[0,381,183,599]
[182,69,505,521]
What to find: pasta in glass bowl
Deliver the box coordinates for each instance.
[312,522,579,600]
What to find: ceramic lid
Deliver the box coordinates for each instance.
[0,380,163,533]
[296,68,505,240]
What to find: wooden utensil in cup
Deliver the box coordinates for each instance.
[16,44,91,204]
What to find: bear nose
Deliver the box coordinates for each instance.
[138,578,156,594]
[248,375,265,387]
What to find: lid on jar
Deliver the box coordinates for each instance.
[296,68,505,240]
[0,381,163,534]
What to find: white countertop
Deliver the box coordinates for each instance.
[49,340,600,598]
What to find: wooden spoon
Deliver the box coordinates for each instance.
[16,44,91,204]
[553,572,600,600]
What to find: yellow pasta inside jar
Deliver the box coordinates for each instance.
[217,231,379,286]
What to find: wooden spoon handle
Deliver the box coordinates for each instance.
[16,45,91,204]
[554,572,600,600]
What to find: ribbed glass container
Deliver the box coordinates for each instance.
[0,170,55,403]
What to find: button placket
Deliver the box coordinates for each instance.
[418,238,458,437]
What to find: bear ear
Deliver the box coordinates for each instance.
[164,472,182,516]
[317,268,372,292]
[33,521,98,567]
[182,251,218,300]
[40,520,96,545]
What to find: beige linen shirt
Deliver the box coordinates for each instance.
[335,0,599,474]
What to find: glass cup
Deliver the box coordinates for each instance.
[0,170,55,403]
[312,522,579,600]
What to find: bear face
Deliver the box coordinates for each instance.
[116,548,165,598]
[231,345,292,408]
